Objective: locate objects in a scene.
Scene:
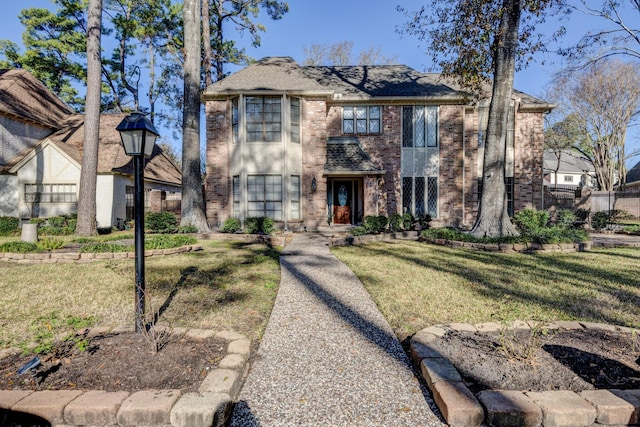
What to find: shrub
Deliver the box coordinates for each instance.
[177,224,198,234]
[80,242,130,253]
[351,226,368,236]
[0,217,19,236]
[39,226,74,236]
[0,241,39,253]
[591,211,609,231]
[555,209,577,229]
[221,218,241,233]
[402,212,414,230]
[245,217,275,235]
[363,215,388,234]
[37,237,65,251]
[416,213,432,230]
[513,209,549,235]
[47,216,66,228]
[145,234,197,249]
[145,212,178,233]
[389,213,403,232]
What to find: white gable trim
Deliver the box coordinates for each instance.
[8,139,81,174]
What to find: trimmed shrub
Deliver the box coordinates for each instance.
[513,209,549,235]
[351,226,368,236]
[416,213,432,230]
[145,212,178,233]
[177,224,198,234]
[0,217,19,236]
[402,212,413,230]
[389,213,403,232]
[245,217,275,235]
[363,215,388,234]
[145,234,197,249]
[221,218,241,233]
[554,209,577,229]
[47,216,66,228]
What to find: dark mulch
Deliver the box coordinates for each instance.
[429,327,640,393]
[0,332,227,393]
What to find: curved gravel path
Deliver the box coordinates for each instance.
[229,233,444,426]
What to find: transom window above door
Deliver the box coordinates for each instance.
[342,106,381,134]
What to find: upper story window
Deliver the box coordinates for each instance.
[290,97,300,143]
[343,106,381,134]
[232,98,239,144]
[246,96,282,142]
[402,106,438,148]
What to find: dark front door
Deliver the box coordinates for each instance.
[333,181,352,224]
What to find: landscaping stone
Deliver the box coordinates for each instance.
[170,392,230,427]
[579,389,636,425]
[526,390,596,427]
[431,381,484,426]
[117,389,181,426]
[199,369,241,395]
[477,390,542,427]
[63,390,129,426]
[0,390,32,409]
[11,390,83,425]
[420,357,462,388]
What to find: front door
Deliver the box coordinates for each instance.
[333,181,352,224]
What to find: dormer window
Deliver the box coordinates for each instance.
[343,106,382,135]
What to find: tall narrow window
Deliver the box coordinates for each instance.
[126,186,134,220]
[232,97,239,144]
[401,105,439,218]
[233,175,240,218]
[246,96,282,142]
[290,97,300,143]
[290,175,300,220]
[247,175,283,220]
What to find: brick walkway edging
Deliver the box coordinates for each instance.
[410,321,640,426]
[0,244,204,264]
[0,328,250,427]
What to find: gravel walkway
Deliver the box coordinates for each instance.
[229,233,444,426]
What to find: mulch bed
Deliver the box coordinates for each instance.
[0,332,227,393]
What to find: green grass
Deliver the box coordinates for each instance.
[332,240,640,340]
[0,239,280,349]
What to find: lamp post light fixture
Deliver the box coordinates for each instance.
[116,112,159,333]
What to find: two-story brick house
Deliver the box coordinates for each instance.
[204,57,552,231]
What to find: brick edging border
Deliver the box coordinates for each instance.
[410,321,640,426]
[0,244,204,264]
[0,328,250,427]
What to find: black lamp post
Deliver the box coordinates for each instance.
[116,112,159,333]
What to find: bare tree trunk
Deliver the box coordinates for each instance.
[470,0,521,238]
[76,0,102,236]
[181,0,210,233]
[202,0,214,87]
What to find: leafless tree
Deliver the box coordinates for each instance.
[552,59,640,190]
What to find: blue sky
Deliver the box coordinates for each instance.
[1,0,637,160]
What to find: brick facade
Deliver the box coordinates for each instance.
[205,97,546,231]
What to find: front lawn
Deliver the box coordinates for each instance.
[332,240,640,340]
[0,239,280,350]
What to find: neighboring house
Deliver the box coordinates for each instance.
[543,149,596,189]
[204,57,553,231]
[625,161,640,191]
[0,69,181,228]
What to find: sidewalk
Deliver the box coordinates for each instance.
[229,233,444,426]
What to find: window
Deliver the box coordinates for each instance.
[126,186,134,220]
[233,176,240,218]
[290,97,300,143]
[505,177,514,217]
[290,175,300,220]
[402,177,438,218]
[232,98,239,144]
[246,96,282,142]
[402,106,437,147]
[247,175,282,220]
[343,106,381,134]
[564,175,574,183]
[25,184,76,203]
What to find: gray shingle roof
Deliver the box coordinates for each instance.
[627,161,640,184]
[543,149,594,174]
[324,137,384,175]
